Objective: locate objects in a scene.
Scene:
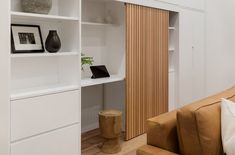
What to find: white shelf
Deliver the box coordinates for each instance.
[81,75,124,87]
[11,84,79,101]
[11,52,79,58]
[169,27,176,30]
[11,11,79,22]
[169,48,175,52]
[82,21,114,26]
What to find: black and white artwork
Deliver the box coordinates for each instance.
[18,33,36,44]
[11,24,44,53]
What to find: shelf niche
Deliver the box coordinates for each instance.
[81,1,125,80]
[11,19,79,54]
[81,0,125,133]
[168,11,179,111]
[11,56,80,100]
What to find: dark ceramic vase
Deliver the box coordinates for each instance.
[45,30,61,53]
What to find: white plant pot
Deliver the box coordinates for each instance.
[81,65,92,79]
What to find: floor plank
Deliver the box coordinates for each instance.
[82,133,146,155]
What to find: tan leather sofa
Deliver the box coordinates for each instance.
[137,87,235,155]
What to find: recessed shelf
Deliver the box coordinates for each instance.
[81,75,125,87]
[11,84,79,101]
[11,11,79,22]
[169,27,176,30]
[11,52,79,58]
[82,21,115,26]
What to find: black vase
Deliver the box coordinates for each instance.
[45,30,61,53]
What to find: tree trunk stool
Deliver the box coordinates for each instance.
[99,110,122,154]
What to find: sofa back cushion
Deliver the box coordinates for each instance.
[177,87,235,155]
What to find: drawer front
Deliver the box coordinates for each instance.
[11,90,80,141]
[11,124,80,155]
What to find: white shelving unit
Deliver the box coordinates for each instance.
[0,0,206,155]
[8,0,81,155]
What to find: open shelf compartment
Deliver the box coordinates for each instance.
[11,56,80,100]
[11,19,80,54]
[11,0,80,18]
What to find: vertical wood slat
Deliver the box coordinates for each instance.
[125,4,169,140]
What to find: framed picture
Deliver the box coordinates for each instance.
[11,24,44,53]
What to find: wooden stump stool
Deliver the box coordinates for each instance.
[99,110,122,154]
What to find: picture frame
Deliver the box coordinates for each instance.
[11,24,44,53]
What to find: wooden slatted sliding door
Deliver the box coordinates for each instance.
[125,4,169,140]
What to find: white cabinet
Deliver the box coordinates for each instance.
[178,9,205,106]
[8,0,81,154]
[11,124,80,155]
[81,0,125,133]
[11,90,80,141]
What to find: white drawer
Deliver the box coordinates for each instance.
[11,124,80,155]
[11,90,80,141]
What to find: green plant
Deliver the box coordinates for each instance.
[81,53,94,70]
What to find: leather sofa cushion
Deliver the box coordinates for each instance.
[177,87,235,155]
[147,111,179,153]
[137,145,179,155]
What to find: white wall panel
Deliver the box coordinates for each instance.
[205,0,235,95]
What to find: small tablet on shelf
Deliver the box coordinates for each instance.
[90,65,110,79]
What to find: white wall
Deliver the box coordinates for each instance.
[0,1,10,155]
[205,0,235,95]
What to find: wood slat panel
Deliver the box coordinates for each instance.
[125,4,169,140]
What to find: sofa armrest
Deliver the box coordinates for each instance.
[137,145,179,155]
[147,110,179,153]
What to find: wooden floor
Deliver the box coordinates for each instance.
[82,129,146,155]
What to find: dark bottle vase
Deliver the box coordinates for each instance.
[45,30,61,53]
